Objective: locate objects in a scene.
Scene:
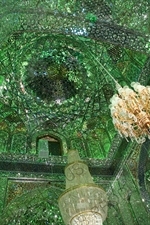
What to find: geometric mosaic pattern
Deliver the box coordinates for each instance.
[0,0,150,224]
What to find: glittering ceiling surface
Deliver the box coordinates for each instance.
[0,0,150,224]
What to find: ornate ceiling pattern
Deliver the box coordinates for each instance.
[0,0,150,224]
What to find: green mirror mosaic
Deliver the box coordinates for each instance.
[0,0,150,224]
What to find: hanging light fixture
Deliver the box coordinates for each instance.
[87,54,150,144]
[109,82,150,144]
[58,150,108,225]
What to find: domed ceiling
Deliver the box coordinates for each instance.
[0,0,150,224]
[0,0,149,156]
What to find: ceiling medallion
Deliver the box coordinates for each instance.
[25,48,86,103]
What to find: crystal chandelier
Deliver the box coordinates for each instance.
[58,150,108,225]
[109,82,150,144]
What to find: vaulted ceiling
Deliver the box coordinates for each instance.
[0,0,150,224]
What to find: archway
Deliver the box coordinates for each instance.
[37,134,63,156]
